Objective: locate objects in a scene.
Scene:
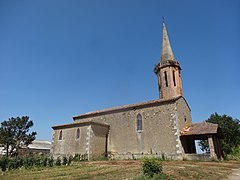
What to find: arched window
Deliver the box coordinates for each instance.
[137,114,142,131]
[76,128,80,139]
[164,71,168,87]
[59,130,62,140]
[173,70,176,86]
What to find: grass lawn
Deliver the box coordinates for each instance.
[1,160,240,179]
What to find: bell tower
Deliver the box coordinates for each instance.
[154,21,183,99]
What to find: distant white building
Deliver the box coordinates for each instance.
[26,140,52,155]
[0,140,52,156]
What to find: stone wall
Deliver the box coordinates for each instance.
[73,97,192,158]
[52,97,191,159]
[175,97,192,155]
[91,124,109,158]
[52,123,109,159]
[52,125,89,158]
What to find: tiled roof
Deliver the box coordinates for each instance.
[180,122,221,136]
[73,96,186,120]
[52,119,110,129]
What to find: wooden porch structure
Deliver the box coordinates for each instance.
[180,122,223,159]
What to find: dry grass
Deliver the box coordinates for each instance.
[1,160,240,179]
[163,160,240,179]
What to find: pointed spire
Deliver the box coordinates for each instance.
[160,20,175,65]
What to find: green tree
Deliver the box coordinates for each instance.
[198,140,209,153]
[198,113,240,155]
[0,116,37,157]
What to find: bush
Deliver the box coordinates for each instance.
[55,157,61,166]
[0,155,67,171]
[34,156,41,167]
[142,158,163,177]
[68,155,73,166]
[226,146,240,160]
[73,154,88,161]
[0,155,76,172]
[23,156,34,169]
[48,157,54,167]
[73,154,80,161]
[8,156,24,170]
[231,146,240,156]
[15,156,23,169]
[0,156,9,171]
[8,159,15,170]
[62,156,68,165]
[41,156,48,167]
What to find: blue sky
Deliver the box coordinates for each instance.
[0,0,239,141]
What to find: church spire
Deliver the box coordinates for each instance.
[160,21,175,65]
[154,20,183,100]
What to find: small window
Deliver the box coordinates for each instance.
[164,71,168,87]
[76,128,80,139]
[137,114,142,131]
[173,70,176,86]
[59,130,62,140]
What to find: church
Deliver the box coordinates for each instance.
[51,21,223,160]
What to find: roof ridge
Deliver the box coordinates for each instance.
[72,96,182,120]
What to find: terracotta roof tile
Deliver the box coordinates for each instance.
[52,120,109,129]
[73,96,186,120]
[180,122,220,136]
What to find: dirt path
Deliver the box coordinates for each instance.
[228,168,240,180]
